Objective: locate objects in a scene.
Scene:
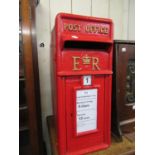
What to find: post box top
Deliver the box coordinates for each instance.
[55,13,113,42]
[56,13,113,24]
[53,13,113,76]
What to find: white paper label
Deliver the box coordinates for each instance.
[76,89,97,133]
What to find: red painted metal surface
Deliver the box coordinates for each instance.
[51,13,113,155]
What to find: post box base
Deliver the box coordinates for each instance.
[47,116,135,155]
[47,117,109,154]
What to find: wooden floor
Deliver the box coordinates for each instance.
[47,116,135,155]
[86,137,134,155]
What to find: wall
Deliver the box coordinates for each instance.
[36,0,135,154]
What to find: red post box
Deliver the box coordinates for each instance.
[51,13,113,155]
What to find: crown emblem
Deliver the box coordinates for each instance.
[82,55,91,65]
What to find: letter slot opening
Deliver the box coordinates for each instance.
[64,41,111,51]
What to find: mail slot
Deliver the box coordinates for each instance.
[51,13,113,155]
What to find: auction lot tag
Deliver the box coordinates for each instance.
[76,89,97,133]
[83,75,91,86]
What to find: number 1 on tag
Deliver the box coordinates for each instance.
[83,75,91,86]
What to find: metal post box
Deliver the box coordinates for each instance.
[51,13,113,155]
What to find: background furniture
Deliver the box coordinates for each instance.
[112,40,135,141]
[19,0,44,154]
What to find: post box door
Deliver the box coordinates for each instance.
[65,75,106,153]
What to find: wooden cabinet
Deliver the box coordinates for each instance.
[112,40,135,141]
[19,0,43,154]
